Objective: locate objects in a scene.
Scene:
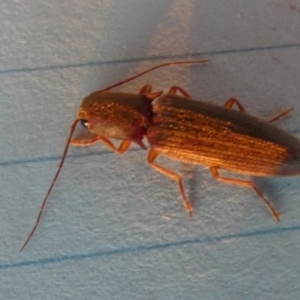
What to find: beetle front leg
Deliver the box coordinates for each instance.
[210,166,280,222]
[104,139,131,154]
[147,148,192,217]
[139,84,163,101]
[139,84,152,94]
[72,134,131,155]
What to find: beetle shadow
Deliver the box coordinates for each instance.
[182,164,207,208]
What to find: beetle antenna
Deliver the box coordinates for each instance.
[20,119,80,251]
[98,59,209,92]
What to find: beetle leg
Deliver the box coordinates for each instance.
[139,84,163,101]
[72,135,131,154]
[147,148,192,217]
[224,98,293,123]
[210,166,280,222]
[93,137,131,154]
[139,84,152,94]
[168,86,191,98]
[268,108,294,123]
[224,98,246,111]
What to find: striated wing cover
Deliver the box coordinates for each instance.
[147,94,300,176]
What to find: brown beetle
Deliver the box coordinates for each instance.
[21,59,298,251]
[20,60,208,251]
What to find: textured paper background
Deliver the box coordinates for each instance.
[1,1,300,299]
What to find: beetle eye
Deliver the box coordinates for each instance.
[80,119,88,128]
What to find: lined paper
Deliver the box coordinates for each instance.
[1,1,300,299]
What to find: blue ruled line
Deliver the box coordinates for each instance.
[1,225,299,271]
[0,43,299,75]
[0,148,142,168]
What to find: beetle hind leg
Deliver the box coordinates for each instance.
[224,97,293,123]
[268,108,294,123]
[147,149,192,217]
[210,166,280,222]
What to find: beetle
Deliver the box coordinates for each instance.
[67,84,297,224]
[21,59,298,251]
[20,60,208,251]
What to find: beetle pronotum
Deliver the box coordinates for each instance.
[21,59,298,251]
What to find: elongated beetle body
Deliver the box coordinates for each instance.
[21,59,299,251]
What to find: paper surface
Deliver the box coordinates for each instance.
[1,1,300,299]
